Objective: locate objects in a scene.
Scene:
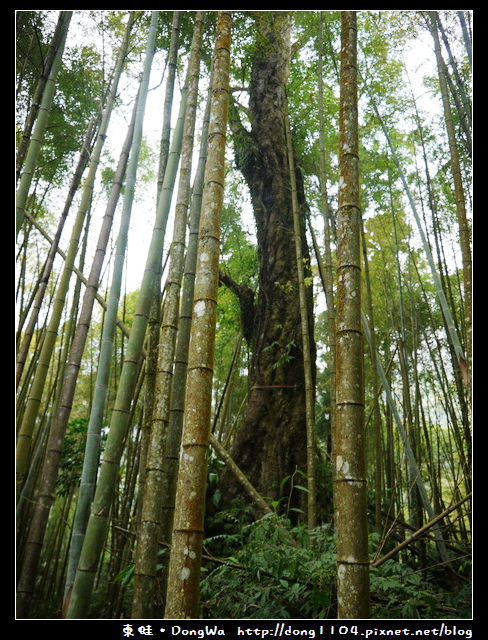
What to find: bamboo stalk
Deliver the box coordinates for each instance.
[164,12,232,619]
[66,13,192,619]
[132,11,205,618]
[372,492,471,568]
[16,13,131,508]
[284,105,316,529]
[63,12,152,606]
[16,11,72,236]
[335,12,370,619]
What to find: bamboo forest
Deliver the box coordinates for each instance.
[15,11,472,623]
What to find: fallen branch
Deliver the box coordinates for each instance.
[371,492,472,568]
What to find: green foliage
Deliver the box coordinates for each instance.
[214,196,257,418]
[201,508,471,619]
[370,557,471,619]
[370,557,436,618]
[16,11,59,115]
[220,192,258,285]
[16,10,471,620]
[288,12,340,178]
[100,135,156,198]
[263,335,297,372]
[56,418,88,495]
[39,45,104,186]
[200,513,337,619]
[271,467,309,517]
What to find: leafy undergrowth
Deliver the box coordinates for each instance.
[370,558,471,619]
[199,512,471,619]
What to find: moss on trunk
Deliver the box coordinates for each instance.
[222,12,316,519]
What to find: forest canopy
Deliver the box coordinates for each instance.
[16,10,472,621]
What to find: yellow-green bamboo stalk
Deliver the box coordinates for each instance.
[164,11,232,619]
[363,72,466,386]
[284,106,316,529]
[16,11,72,236]
[361,314,450,566]
[209,433,272,515]
[16,117,97,387]
[63,13,151,606]
[318,12,337,512]
[157,67,213,608]
[429,11,472,401]
[16,12,72,181]
[335,11,370,619]
[137,11,181,528]
[65,21,190,619]
[131,11,205,618]
[15,14,132,504]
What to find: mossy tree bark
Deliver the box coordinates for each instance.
[223,11,316,518]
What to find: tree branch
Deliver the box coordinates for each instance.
[219,269,255,344]
[228,94,258,183]
[371,492,472,568]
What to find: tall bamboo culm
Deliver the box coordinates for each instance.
[164,11,232,619]
[16,11,72,236]
[157,65,214,607]
[16,17,133,618]
[63,9,152,608]
[284,107,316,529]
[317,12,337,519]
[428,11,472,406]
[16,11,72,181]
[65,13,191,618]
[15,14,131,501]
[335,11,370,619]
[131,11,205,618]
[16,117,97,387]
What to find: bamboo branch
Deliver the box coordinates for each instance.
[371,492,472,568]
[209,433,272,516]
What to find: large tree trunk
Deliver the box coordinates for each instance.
[222,12,315,517]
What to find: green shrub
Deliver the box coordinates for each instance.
[200,513,337,619]
[200,511,471,619]
[370,556,472,619]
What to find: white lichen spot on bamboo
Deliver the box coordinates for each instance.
[181,567,190,580]
[337,456,351,477]
[194,300,205,317]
